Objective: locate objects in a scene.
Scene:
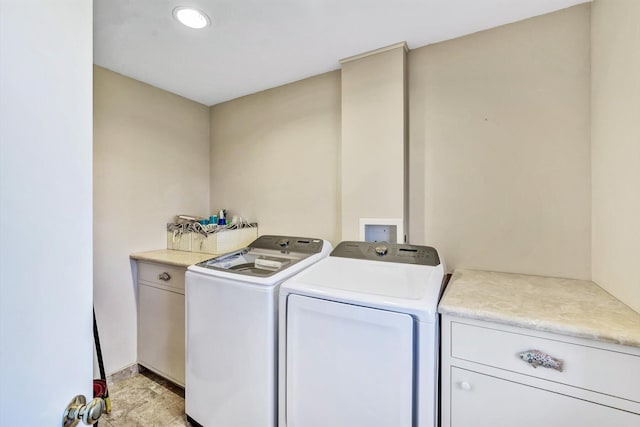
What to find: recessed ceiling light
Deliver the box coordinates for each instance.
[173,6,211,29]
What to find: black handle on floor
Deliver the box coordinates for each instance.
[93,307,107,382]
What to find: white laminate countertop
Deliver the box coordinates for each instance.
[438,269,640,348]
[130,249,216,268]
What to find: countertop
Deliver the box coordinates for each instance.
[438,269,640,348]
[130,249,215,268]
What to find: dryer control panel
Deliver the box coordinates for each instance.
[330,241,440,266]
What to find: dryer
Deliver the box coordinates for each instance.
[186,235,332,427]
[278,241,445,427]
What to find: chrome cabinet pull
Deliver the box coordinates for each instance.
[158,272,171,281]
[518,349,564,372]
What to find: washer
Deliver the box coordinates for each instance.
[278,241,445,427]
[185,235,332,427]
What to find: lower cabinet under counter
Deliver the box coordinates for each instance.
[440,315,640,427]
[450,367,637,426]
[136,261,187,387]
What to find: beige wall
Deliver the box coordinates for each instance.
[591,0,640,312]
[94,66,210,374]
[341,45,407,241]
[209,71,341,244]
[207,5,592,279]
[409,4,592,279]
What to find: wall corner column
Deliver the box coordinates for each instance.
[340,42,409,242]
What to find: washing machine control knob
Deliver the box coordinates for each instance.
[278,239,290,248]
[374,245,388,256]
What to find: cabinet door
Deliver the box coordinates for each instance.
[138,283,185,386]
[450,367,639,427]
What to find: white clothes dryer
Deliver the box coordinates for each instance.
[278,241,445,427]
[185,235,332,427]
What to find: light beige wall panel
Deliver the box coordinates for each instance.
[341,45,407,241]
[591,0,640,313]
[409,4,591,278]
[93,66,210,374]
[209,71,341,244]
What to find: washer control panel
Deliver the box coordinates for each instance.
[249,235,325,254]
[331,241,440,266]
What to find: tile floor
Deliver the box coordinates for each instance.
[100,369,191,427]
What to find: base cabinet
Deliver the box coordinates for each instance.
[137,261,186,386]
[450,367,637,426]
[441,316,640,427]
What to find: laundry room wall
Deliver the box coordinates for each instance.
[591,0,640,313]
[208,4,592,281]
[93,66,210,375]
[408,3,591,279]
[209,71,341,244]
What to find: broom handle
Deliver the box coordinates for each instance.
[93,307,107,381]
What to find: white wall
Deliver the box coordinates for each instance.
[209,72,341,244]
[0,0,94,424]
[93,66,210,374]
[591,0,640,313]
[409,4,592,279]
[208,6,592,280]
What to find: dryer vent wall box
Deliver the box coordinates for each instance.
[360,218,404,243]
[365,224,397,242]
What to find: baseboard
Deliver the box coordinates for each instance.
[106,363,140,385]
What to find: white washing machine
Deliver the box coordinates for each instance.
[185,235,332,427]
[278,241,445,427]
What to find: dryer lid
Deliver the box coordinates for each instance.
[280,250,445,322]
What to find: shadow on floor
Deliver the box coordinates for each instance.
[100,368,191,427]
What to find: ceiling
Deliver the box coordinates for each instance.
[94,0,588,106]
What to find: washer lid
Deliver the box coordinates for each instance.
[280,255,445,322]
[192,235,327,277]
[188,235,333,285]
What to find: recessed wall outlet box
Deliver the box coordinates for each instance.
[365,224,397,243]
[359,218,404,243]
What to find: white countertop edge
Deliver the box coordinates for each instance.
[438,305,640,348]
